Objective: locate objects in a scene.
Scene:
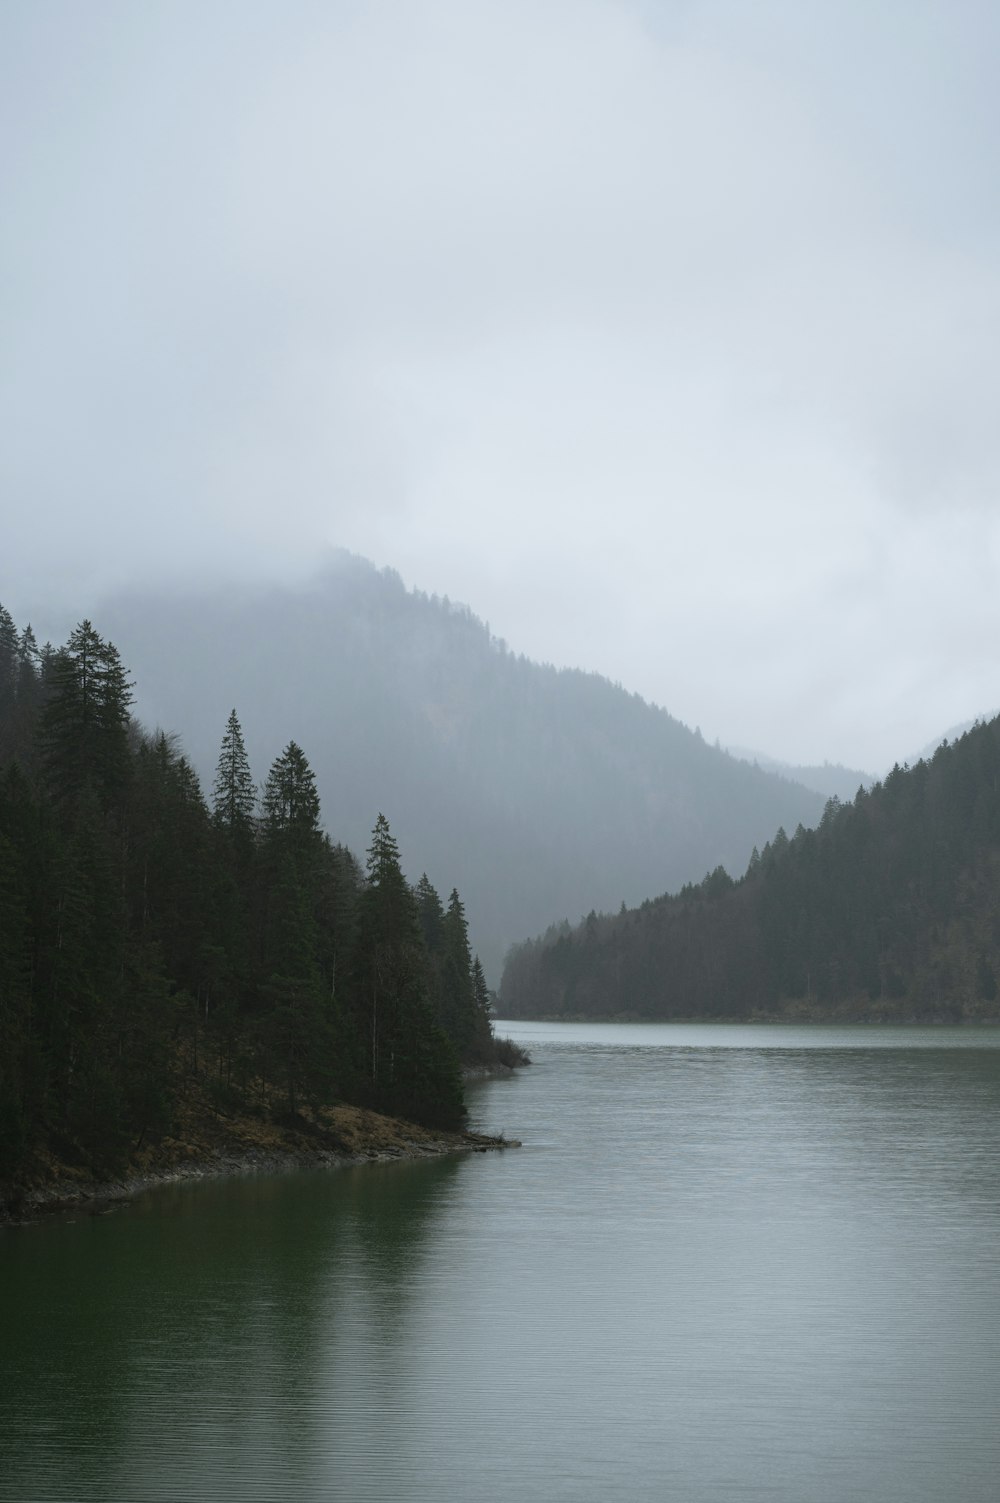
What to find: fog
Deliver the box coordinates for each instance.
[4,0,999,771]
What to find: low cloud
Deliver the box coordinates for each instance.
[3,0,998,769]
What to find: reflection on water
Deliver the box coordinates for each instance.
[3,1024,1000,1502]
[0,1160,462,1502]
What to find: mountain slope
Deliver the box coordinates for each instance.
[725,746,873,802]
[100,554,824,978]
[500,717,1000,1021]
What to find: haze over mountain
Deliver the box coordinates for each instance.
[5,3,1000,777]
[98,554,825,979]
[908,715,1000,768]
[502,714,1000,1022]
[723,712,1000,799]
[723,748,874,803]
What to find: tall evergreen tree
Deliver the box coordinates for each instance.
[0,606,17,715]
[414,873,446,955]
[350,815,465,1128]
[259,850,332,1115]
[440,887,478,1058]
[313,838,363,1009]
[472,955,492,1023]
[261,741,321,859]
[212,709,256,834]
[16,625,39,701]
[41,621,133,815]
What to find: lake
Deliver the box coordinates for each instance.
[3,1022,1000,1501]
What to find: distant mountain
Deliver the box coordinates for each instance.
[99,553,824,979]
[501,717,1000,1022]
[725,746,873,802]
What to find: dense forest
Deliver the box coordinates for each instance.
[501,717,1000,1022]
[92,553,826,979]
[0,605,513,1184]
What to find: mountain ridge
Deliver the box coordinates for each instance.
[500,714,1000,1022]
[98,552,827,978]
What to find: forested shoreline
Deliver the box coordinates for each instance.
[0,606,523,1191]
[501,717,1000,1023]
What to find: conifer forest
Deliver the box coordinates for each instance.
[0,606,506,1181]
[502,716,1000,1022]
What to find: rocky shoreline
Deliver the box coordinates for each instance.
[0,1101,519,1227]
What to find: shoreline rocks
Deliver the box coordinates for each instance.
[0,1114,518,1227]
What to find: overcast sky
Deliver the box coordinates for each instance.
[3,0,999,771]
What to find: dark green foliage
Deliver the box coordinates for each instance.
[212,709,256,837]
[0,605,513,1181]
[41,620,133,816]
[438,890,494,1064]
[262,741,321,849]
[0,614,43,769]
[414,873,446,954]
[472,957,492,1025]
[501,717,1000,1023]
[440,890,475,1049]
[0,607,18,725]
[416,876,496,1067]
[258,850,332,1115]
[346,816,465,1129]
[99,555,829,979]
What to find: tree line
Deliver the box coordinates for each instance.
[0,606,508,1181]
[98,555,826,980]
[500,715,1000,1022]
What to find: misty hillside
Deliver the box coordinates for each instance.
[908,715,1000,768]
[100,555,824,978]
[724,747,873,802]
[501,717,1000,1022]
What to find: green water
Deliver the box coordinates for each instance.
[3,1023,1000,1501]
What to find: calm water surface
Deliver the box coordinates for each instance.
[3,1022,1000,1501]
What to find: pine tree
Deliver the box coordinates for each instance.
[16,624,39,698]
[414,873,446,955]
[354,814,416,1088]
[313,838,362,1010]
[0,618,45,767]
[261,741,321,855]
[259,850,331,1115]
[41,621,133,815]
[205,713,257,1066]
[366,812,405,890]
[212,709,256,834]
[472,956,492,1020]
[440,887,478,1058]
[350,815,465,1128]
[0,606,17,718]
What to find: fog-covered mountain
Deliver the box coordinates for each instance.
[501,715,1000,1022]
[100,554,824,978]
[907,715,1000,769]
[724,747,873,802]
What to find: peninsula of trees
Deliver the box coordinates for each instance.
[501,716,1000,1022]
[0,606,517,1185]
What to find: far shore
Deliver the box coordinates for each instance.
[498,1012,1000,1026]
